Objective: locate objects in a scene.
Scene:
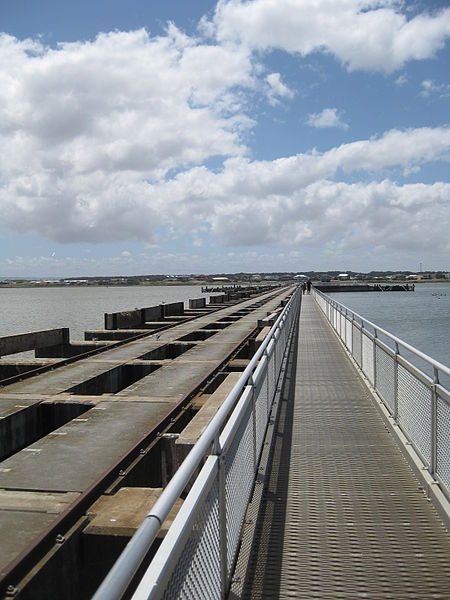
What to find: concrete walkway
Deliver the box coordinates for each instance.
[241,295,450,599]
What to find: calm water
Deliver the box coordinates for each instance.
[0,285,207,341]
[0,282,448,370]
[328,282,449,374]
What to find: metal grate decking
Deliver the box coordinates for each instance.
[240,295,450,599]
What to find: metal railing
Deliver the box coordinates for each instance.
[313,288,450,501]
[93,286,301,600]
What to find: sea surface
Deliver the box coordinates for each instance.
[0,285,206,341]
[0,282,448,377]
[327,282,449,383]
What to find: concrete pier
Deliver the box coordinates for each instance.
[0,285,292,599]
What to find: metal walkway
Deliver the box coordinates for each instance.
[241,295,450,599]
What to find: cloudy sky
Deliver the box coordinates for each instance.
[0,0,449,277]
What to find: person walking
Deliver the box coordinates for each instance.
[306,280,312,294]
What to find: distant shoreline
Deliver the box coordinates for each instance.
[0,279,448,289]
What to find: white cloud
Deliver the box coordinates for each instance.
[306,108,348,129]
[0,28,256,243]
[0,21,449,267]
[135,127,450,255]
[420,79,450,98]
[212,0,450,73]
[265,72,294,105]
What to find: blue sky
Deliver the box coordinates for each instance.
[0,0,449,277]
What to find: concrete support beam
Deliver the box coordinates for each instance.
[255,326,271,351]
[189,298,206,309]
[84,487,183,538]
[176,372,241,451]
[0,329,69,357]
[257,311,280,328]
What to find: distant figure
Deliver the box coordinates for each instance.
[301,282,306,295]
[307,280,312,294]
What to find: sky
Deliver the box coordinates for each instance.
[0,0,449,277]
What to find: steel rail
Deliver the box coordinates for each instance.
[0,287,280,388]
[92,286,299,600]
[0,291,287,595]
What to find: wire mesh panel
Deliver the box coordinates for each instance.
[345,317,352,351]
[437,394,450,495]
[353,324,362,367]
[223,400,256,581]
[265,346,275,405]
[340,312,346,342]
[274,332,282,377]
[313,287,450,507]
[362,333,374,385]
[375,345,396,413]
[397,363,432,465]
[158,462,221,600]
[332,307,338,331]
[254,362,269,458]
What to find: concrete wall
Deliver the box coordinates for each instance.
[189,298,206,309]
[0,329,69,357]
[162,302,184,317]
[143,306,163,322]
[209,295,226,304]
[105,302,184,330]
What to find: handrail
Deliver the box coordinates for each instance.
[312,286,449,503]
[313,287,449,379]
[93,286,300,600]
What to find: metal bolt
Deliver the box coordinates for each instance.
[56,534,65,544]
[119,469,126,476]
[6,585,18,597]
[139,449,147,455]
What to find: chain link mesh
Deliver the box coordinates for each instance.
[397,364,432,465]
[353,324,362,367]
[375,345,396,413]
[255,368,269,458]
[345,317,352,351]
[340,312,346,341]
[437,394,450,492]
[362,333,374,385]
[314,289,449,501]
[161,476,221,600]
[224,393,257,579]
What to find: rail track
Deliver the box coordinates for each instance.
[0,285,293,599]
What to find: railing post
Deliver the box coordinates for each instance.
[360,321,364,370]
[431,367,439,477]
[218,452,228,599]
[394,342,399,421]
[373,329,377,389]
[344,309,347,347]
[351,313,355,357]
[250,377,257,472]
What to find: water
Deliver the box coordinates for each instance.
[328,283,449,369]
[0,282,448,373]
[0,285,207,341]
